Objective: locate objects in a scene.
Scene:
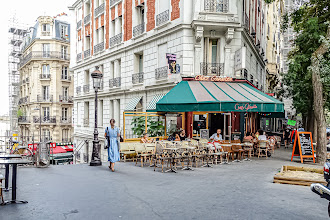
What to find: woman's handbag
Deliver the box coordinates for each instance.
[104,127,109,149]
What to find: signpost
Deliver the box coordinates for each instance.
[291,132,315,163]
[287,119,296,126]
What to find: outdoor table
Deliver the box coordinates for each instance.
[179,146,195,171]
[0,159,30,205]
[0,155,22,191]
[163,148,179,173]
[202,145,213,168]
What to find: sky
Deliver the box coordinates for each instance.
[0,0,75,116]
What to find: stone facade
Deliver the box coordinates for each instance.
[18,16,73,144]
[70,0,269,163]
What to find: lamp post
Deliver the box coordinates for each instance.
[90,66,103,166]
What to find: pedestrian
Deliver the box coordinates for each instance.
[104,119,120,172]
[283,126,291,149]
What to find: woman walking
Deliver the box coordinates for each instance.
[105,119,120,172]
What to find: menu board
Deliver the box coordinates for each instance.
[291,132,315,163]
[200,129,209,140]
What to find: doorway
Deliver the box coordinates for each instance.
[210,113,231,140]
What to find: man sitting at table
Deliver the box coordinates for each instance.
[258,130,267,141]
[210,129,223,142]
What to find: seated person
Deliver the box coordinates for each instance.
[258,130,267,141]
[179,129,187,141]
[140,132,153,143]
[243,132,253,142]
[174,133,181,141]
[210,129,223,142]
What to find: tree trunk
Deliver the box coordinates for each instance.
[311,26,330,164]
[313,114,318,147]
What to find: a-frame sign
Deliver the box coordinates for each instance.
[291,131,315,163]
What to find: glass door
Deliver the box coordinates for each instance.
[223,113,232,140]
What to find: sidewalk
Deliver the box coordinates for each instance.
[0,148,328,220]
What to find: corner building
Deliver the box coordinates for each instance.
[70,0,269,163]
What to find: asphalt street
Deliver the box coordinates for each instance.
[0,148,328,220]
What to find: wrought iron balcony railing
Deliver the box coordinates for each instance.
[76,86,81,94]
[204,0,228,13]
[155,66,168,80]
[84,14,91,25]
[33,116,56,124]
[94,42,104,53]
[95,3,105,18]
[18,116,30,124]
[62,138,72,143]
[110,33,122,47]
[77,20,82,29]
[77,53,82,62]
[83,84,90,93]
[109,77,121,88]
[132,72,144,84]
[59,95,73,103]
[37,95,53,102]
[19,51,70,69]
[83,118,89,127]
[200,62,224,76]
[84,49,91,59]
[110,0,121,7]
[61,75,71,81]
[60,117,72,124]
[40,74,51,80]
[18,96,29,105]
[133,23,145,38]
[156,10,169,26]
[41,31,51,36]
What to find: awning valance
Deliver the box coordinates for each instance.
[155,81,284,113]
[147,94,165,110]
[125,96,142,111]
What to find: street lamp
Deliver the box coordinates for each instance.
[90,66,103,166]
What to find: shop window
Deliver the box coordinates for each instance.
[250,74,254,84]
[193,114,207,137]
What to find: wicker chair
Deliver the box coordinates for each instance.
[258,140,269,158]
[0,174,4,204]
[153,143,168,172]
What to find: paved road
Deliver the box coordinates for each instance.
[0,148,328,220]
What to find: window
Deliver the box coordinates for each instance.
[43,129,50,141]
[60,25,68,39]
[211,40,218,63]
[85,70,90,84]
[62,108,68,120]
[62,87,68,99]
[134,53,144,73]
[62,129,69,142]
[42,44,50,57]
[42,65,50,75]
[256,81,259,88]
[61,46,68,59]
[250,74,254,84]
[158,43,168,67]
[244,69,248,79]
[98,100,103,126]
[43,107,50,119]
[62,66,68,79]
[42,24,50,32]
[43,86,49,100]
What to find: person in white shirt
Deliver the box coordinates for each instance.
[258,130,267,141]
[210,129,223,142]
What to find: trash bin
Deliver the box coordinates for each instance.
[37,142,50,168]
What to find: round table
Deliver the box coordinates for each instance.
[0,155,23,191]
[179,146,195,170]
[163,148,179,173]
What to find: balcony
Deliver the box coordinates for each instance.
[84,49,91,59]
[59,95,73,103]
[83,84,90,93]
[77,53,82,62]
[76,86,81,94]
[19,51,70,69]
[61,75,71,81]
[41,31,51,36]
[37,95,53,103]
[62,138,72,143]
[18,96,29,105]
[156,10,169,27]
[200,62,224,76]
[60,117,72,124]
[110,0,121,7]
[83,118,89,127]
[40,74,51,80]
[77,20,82,30]
[155,66,168,80]
[109,77,121,88]
[84,14,91,25]
[95,3,105,18]
[18,116,30,124]
[33,116,56,124]
[110,33,122,47]
[132,72,144,84]
[133,23,145,38]
[94,42,104,54]
[204,0,228,13]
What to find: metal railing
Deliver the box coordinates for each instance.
[59,95,73,103]
[77,53,82,62]
[133,23,145,38]
[109,77,121,88]
[204,0,228,13]
[110,33,122,47]
[95,3,105,17]
[84,14,91,25]
[76,86,81,94]
[19,51,70,68]
[33,116,56,124]
[62,138,72,142]
[77,20,82,29]
[83,118,89,127]
[132,72,144,84]
[110,0,121,7]
[155,66,168,80]
[60,117,72,124]
[37,95,53,102]
[83,84,90,93]
[84,49,91,59]
[18,116,30,123]
[41,31,51,36]
[61,75,71,81]
[156,10,169,26]
[40,74,51,80]
[18,96,29,105]
[94,42,104,53]
[200,62,224,76]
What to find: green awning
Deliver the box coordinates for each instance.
[125,96,142,111]
[147,94,165,110]
[155,81,284,113]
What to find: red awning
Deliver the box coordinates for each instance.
[50,145,67,154]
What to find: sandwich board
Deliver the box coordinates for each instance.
[291,132,315,163]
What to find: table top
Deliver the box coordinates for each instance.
[0,159,30,164]
[164,148,179,150]
[243,143,254,146]
[179,146,195,150]
[0,154,22,159]
[219,144,232,147]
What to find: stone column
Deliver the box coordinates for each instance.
[194,26,204,75]
[224,46,231,77]
[113,99,120,127]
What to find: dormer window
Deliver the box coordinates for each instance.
[60,25,68,39]
[41,24,50,36]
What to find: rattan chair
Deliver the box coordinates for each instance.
[0,174,4,204]
[258,140,269,158]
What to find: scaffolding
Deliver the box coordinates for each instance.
[8,17,28,136]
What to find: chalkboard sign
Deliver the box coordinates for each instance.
[291,132,315,163]
[232,132,241,140]
[200,129,209,140]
